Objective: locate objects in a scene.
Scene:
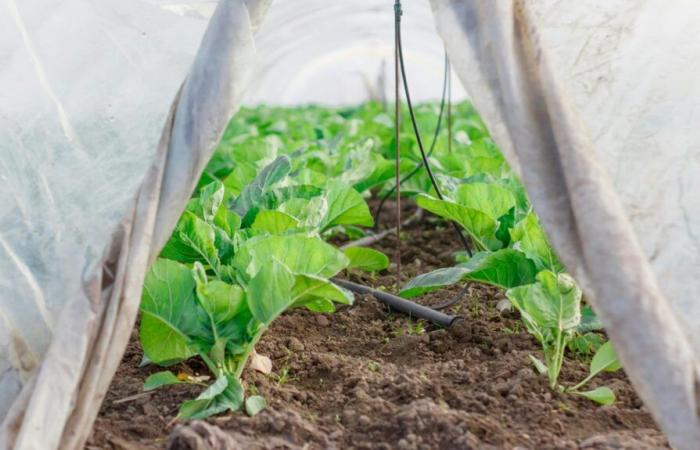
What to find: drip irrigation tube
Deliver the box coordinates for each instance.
[332,278,461,328]
[373,52,449,230]
[394,0,472,256]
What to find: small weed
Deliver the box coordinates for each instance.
[501,322,521,335]
[273,367,295,387]
[367,360,380,372]
[393,320,426,337]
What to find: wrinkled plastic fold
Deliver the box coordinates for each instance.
[431,1,700,449]
[0,0,269,448]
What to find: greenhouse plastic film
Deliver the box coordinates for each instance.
[0,0,269,448]
[1,0,699,448]
[243,0,467,105]
[431,1,700,448]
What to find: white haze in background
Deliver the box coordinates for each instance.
[243,0,468,105]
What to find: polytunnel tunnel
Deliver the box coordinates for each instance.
[243,0,467,105]
[0,1,699,449]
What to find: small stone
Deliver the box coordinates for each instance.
[509,383,524,396]
[342,409,356,423]
[450,319,472,342]
[316,315,330,327]
[329,430,343,440]
[496,299,512,313]
[494,381,511,396]
[142,402,159,416]
[287,337,305,352]
[249,351,272,374]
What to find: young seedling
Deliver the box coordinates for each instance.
[563,341,620,405]
[506,272,620,404]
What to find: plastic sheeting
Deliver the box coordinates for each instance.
[0,0,269,448]
[1,0,700,448]
[432,1,700,449]
[0,0,204,410]
[243,0,467,105]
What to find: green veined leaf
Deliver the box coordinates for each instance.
[578,306,603,333]
[494,207,516,247]
[589,341,621,376]
[575,386,616,406]
[290,274,354,310]
[454,182,516,220]
[160,212,220,270]
[140,259,205,365]
[178,374,244,420]
[400,267,467,299]
[568,333,605,357]
[301,298,336,313]
[199,148,235,182]
[234,235,349,281]
[143,371,184,391]
[231,155,291,217]
[214,208,241,237]
[259,185,323,210]
[193,268,250,362]
[498,176,531,216]
[187,181,225,222]
[415,194,500,251]
[510,212,562,272]
[293,167,328,187]
[245,395,267,417]
[246,259,295,325]
[459,250,537,289]
[353,158,395,192]
[320,180,373,230]
[251,210,300,234]
[242,185,325,228]
[399,250,537,298]
[506,271,581,333]
[279,196,328,228]
[343,247,390,272]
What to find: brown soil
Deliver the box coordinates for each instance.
[88,203,667,450]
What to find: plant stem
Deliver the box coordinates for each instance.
[548,331,565,390]
[568,372,595,393]
[234,326,268,380]
[199,352,219,375]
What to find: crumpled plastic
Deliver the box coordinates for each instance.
[432,1,700,449]
[0,0,269,448]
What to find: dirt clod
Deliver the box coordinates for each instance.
[167,421,240,450]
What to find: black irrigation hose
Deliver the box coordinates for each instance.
[372,52,449,230]
[345,2,472,322]
[430,283,470,310]
[333,278,461,328]
[386,0,473,257]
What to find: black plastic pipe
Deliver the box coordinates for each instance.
[332,278,461,328]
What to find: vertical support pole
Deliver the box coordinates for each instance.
[394,0,402,291]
